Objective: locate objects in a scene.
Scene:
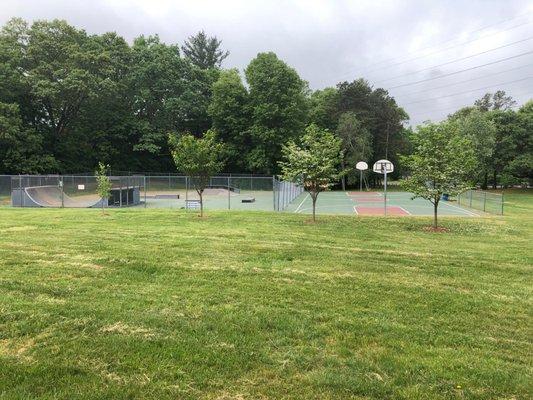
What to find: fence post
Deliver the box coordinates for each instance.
[19,175,23,207]
[185,176,188,209]
[272,177,276,211]
[483,191,486,212]
[144,176,147,208]
[60,176,64,208]
[228,176,230,210]
[501,193,504,215]
[469,190,472,208]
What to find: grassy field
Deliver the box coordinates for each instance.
[0,191,531,399]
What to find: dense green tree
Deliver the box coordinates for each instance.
[61,32,135,172]
[487,109,524,188]
[208,69,250,171]
[475,90,517,111]
[245,52,308,173]
[0,18,130,172]
[453,110,496,189]
[181,30,229,69]
[336,79,409,182]
[512,101,533,186]
[336,112,372,190]
[308,87,338,132]
[0,102,56,173]
[400,121,477,228]
[280,124,344,221]
[23,20,116,137]
[128,35,217,170]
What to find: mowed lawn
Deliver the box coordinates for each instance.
[0,191,531,399]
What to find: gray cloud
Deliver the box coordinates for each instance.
[2,0,532,125]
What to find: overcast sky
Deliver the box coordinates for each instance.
[2,0,533,125]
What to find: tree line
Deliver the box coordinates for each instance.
[0,18,530,188]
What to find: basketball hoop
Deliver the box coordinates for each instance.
[356,161,368,171]
[372,159,394,216]
[355,161,368,192]
[372,159,394,174]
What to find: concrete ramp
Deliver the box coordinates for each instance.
[12,185,105,208]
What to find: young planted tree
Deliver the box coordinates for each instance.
[168,130,225,217]
[95,162,112,215]
[279,124,343,222]
[400,121,477,229]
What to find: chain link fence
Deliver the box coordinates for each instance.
[2,174,303,212]
[143,175,276,210]
[273,177,304,211]
[457,190,504,215]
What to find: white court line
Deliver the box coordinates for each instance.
[441,201,479,216]
[294,193,309,213]
[398,206,412,215]
[353,205,359,215]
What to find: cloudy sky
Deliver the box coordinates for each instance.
[2,0,533,125]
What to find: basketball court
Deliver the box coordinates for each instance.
[285,190,479,217]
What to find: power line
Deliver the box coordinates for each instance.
[395,63,533,97]
[401,77,533,106]
[375,36,533,84]
[357,20,532,76]
[335,10,532,78]
[386,50,533,89]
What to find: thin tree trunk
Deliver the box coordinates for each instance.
[433,198,439,228]
[312,192,318,222]
[200,192,203,217]
[493,170,497,189]
[482,172,488,190]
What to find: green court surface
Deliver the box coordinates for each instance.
[285,191,479,216]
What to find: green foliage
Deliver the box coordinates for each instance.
[453,109,496,188]
[129,35,216,154]
[487,109,526,188]
[336,79,409,179]
[168,130,225,216]
[181,30,229,69]
[336,112,372,186]
[308,87,339,132]
[280,124,343,220]
[246,52,308,174]
[474,90,516,111]
[400,121,477,227]
[0,16,529,183]
[95,162,112,213]
[208,69,250,171]
[0,102,56,173]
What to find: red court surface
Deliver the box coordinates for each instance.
[350,196,384,202]
[347,191,381,197]
[354,206,410,216]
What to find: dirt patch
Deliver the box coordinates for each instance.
[422,226,450,233]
